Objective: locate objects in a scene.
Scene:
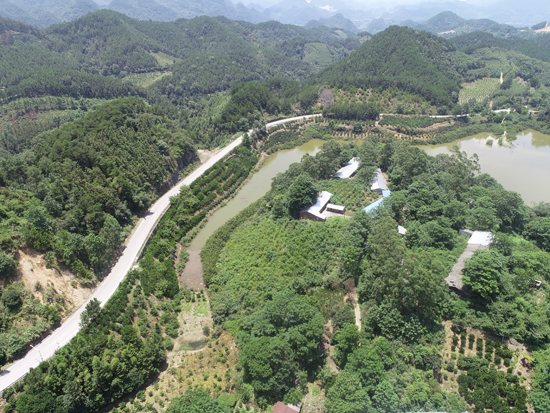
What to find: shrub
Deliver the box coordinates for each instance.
[164,338,174,351]
[1,289,21,310]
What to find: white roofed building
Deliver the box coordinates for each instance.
[371,168,388,195]
[334,158,360,179]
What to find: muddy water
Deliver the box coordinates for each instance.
[420,130,550,206]
[189,139,326,251]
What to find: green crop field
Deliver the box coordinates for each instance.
[122,71,171,88]
[459,78,501,104]
[303,43,335,67]
[150,51,180,66]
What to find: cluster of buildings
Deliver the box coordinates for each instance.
[299,159,405,236]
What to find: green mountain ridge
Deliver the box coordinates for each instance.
[312,26,461,107]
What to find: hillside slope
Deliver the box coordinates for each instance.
[313,26,461,107]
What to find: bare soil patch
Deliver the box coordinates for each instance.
[179,249,204,290]
[15,248,93,312]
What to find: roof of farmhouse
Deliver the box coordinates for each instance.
[334,157,360,179]
[363,190,392,215]
[371,168,388,191]
[468,231,492,247]
[301,191,332,219]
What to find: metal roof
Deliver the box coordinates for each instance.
[334,157,360,179]
[371,168,388,191]
[301,191,332,219]
[468,231,492,247]
[327,203,345,212]
[363,190,392,215]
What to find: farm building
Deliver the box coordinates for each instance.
[363,189,392,215]
[334,157,360,179]
[272,401,302,413]
[300,191,332,221]
[300,191,346,221]
[327,203,346,214]
[371,168,388,195]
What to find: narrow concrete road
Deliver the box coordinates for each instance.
[445,244,488,290]
[0,114,321,391]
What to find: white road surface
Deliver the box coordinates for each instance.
[0,114,320,391]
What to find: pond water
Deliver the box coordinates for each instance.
[420,130,550,206]
[189,139,326,251]
[189,130,550,252]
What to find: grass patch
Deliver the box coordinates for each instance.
[193,302,209,317]
[459,78,500,104]
[150,51,181,66]
[122,71,171,88]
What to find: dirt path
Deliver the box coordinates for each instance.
[180,249,204,290]
[344,289,361,331]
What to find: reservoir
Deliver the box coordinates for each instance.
[420,129,550,206]
[190,129,550,251]
[189,139,325,250]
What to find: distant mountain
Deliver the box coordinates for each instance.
[260,0,365,26]
[0,0,97,27]
[366,18,398,34]
[304,13,358,34]
[0,0,43,27]
[108,0,174,22]
[154,0,267,23]
[403,11,527,39]
[47,0,99,22]
[0,0,268,27]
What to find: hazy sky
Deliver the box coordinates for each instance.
[246,0,498,7]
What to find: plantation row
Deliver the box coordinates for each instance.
[379,115,450,128]
[451,333,515,366]
[140,146,259,298]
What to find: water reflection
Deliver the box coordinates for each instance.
[420,130,550,205]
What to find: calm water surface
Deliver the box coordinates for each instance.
[420,130,550,206]
[190,130,550,251]
[189,139,325,250]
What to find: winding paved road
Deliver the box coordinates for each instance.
[0,114,320,391]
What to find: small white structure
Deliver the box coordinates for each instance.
[334,157,360,179]
[326,203,346,214]
[467,231,492,247]
[371,168,388,195]
[398,225,407,236]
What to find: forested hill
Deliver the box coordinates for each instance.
[0,11,361,103]
[0,97,195,282]
[450,31,550,63]
[312,26,461,107]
